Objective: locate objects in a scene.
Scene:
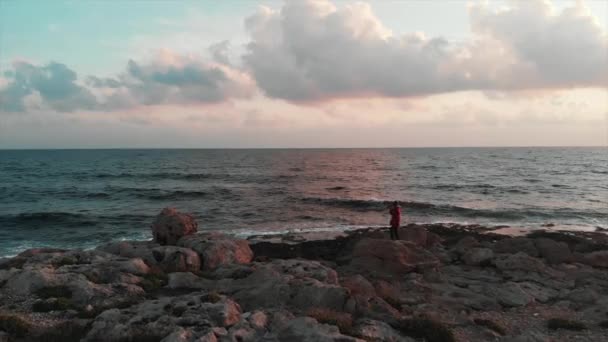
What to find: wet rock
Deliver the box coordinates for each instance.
[349,239,439,276]
[534,238,571,264]
[178,234,253,271]
[151,208,198,245]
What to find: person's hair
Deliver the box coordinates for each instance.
[393,201,398,206]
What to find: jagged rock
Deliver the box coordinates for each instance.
[349,239,439,276]
[534,238,571,264]
[84,293,241,341]
[341,275,376,299]
[567,288,599,309]
[582,250,608,268]
[153,246,201,273]
[451,236,480,256]
[353,318,415,342]
[4,267,58,295]
[484,282,534,307]
[517,282,558,303]
[224,260,346,312]
[462,248,494,266]
[167,272,211,290]
[290,278,348,311]
[178,234,253,270]
[151,208,198,245]
[97,241,201,273]
[494,252,546,273]
[493,237,538,256]
[277,317,362,342]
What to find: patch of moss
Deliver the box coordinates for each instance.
[474,318,506,336]
[35,286,72,299]
[307,307,353,334]
[547,318,587,331]
[200,291,222,304]
[392,316,456,342]
[32,298,74,312]
[0,313,31,337]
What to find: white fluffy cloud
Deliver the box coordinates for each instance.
[1,0,605,113]
[243,0,607,101]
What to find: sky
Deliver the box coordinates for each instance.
[0,0,607,148]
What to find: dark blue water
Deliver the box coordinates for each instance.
[1,148,607,257]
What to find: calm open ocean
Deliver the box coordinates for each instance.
[1,147,607,257]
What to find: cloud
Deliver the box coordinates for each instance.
[1,0,606,114]
[468,0,607,88]
[1,51,256,113]
[0,61,98,112]
[243,0,607,102]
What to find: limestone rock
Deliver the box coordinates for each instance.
[582,250,608,268]
[494,252,546,273]
[353,319,415,342]
[84,293,241,341]
[151,208,198,245]
[349,239,439,276]
[493,237,538,256]
[341,275,376,299]
[277,317,363,342]
[534,238,571,264]
[178,234,253,271]
[462,248,494,266]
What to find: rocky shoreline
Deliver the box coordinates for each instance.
[2,208,608,341]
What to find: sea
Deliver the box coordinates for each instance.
[1,147,607,257]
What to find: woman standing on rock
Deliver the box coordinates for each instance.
[389,201,401,240]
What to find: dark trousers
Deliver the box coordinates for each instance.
[390,226,400,240]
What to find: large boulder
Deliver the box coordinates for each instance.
[151,208,198,245]
[178,234,253,271]
[349,239,439,276]
[534,238,572,264]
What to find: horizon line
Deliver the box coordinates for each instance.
[1,145,606,151]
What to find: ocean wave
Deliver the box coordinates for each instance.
[299,196,608,221]
[0,212,153,229]
[106,186,214,201]
[94,172,216,180]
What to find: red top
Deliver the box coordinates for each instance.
[389,206,401,227]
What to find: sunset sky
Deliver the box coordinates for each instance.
[1,0,607,148]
